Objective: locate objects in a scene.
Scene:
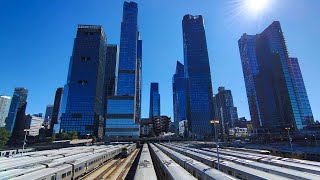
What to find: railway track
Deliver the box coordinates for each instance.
[96,158,124,179]
[88,149,138,180]
[117,149,139,180]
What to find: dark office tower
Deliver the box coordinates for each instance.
[182,15,214,138]
[288,58,314,125]
[105,45,118,97]
[103,44,118,124]
[172,61,186,134]
[149,83,160,118]
[213,87,239,137]
[5,88,28,140]
[105,2,140,139]
[60,25,107,138]
[135,39,142,124]
[239,21,302,134]
[49,87,63,135]
[44,105,53,124]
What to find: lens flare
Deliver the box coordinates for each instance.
[222,0,274,31]
[245,0,269,14]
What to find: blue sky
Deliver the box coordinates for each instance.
[0,0,319,121]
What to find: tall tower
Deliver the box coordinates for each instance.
[213,87,239,137]
[105,2,141,139]
[104,45,118,98]
[288,57,314,125]
[60,25,107,138]
[149,82,160,118]
[172,61,186,134]
[182,15,214,138]
[0,96,11,127]
[44,105,53,125]
[5,88,28,139]
[49,87,63,135]
[238,21,303,134]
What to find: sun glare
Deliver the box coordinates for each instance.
[245,0,269,13]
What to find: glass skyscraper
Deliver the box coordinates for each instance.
[44,105,53,124]
[288,57,314,126]
[50,87,63,135]
[104,45,118,98]
[213,87,239,138]
[105,2,141,139]
[182,15,214,138]
[60,25,107,138]
[172,61,186,134]
[238,21,304,134]
[5,88,28,139]
[149,82,160,118]
[0,95,11,127]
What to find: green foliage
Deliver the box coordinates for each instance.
[45,135,56,142]
[92,136,97,143]
[0,127,11,148]
[69,131,78,140]
[61,132,71,140]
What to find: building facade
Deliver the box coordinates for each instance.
[140,118,153,137]
[25,114,43,136]
[50,87,63,135]
[153,115,171,136]
[179,120,188,137]
[5,88,28,140]
[0,96,11,127]
[238,21,305,134]
[149,83,160,118]
[105,2,141,139]
[213,87,239,138]
[172,61,186,134]
[288,57,314,126]
[60,25,107,138]
[44,105,53,125]
[183,15,214,138]
[104,45,118,98]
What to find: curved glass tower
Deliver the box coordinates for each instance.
[105,2,141,139]
[182,15,214,138]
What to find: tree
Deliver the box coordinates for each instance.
[92,136,97,143]
[61,132,71,140]
[45,135,56,143]
[0,128,11,148]
[69,131,78,140]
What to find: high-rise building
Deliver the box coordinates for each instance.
[50,87,63,135]
[153,115,171,136]
[60,25,107,138]
[213,87,239,138]
[149,83,160,118]
[288,57,314,125]
[25,114,43,136]
[238,21,304,134]
[5,88,28,140]
[44,105,53,124]
[104,45,118,98]
[182,15,214,138]
[172,61,186,134]
[103,45,118,132]
[105,2,141,139]
[0,96,11,127]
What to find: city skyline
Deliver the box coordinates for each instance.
[0,0,319,122]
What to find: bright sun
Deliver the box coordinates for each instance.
[245,0,269,13]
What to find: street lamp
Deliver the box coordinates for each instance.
[285,127,293,152]
[210,120,220,170]
[22,129,30,156]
